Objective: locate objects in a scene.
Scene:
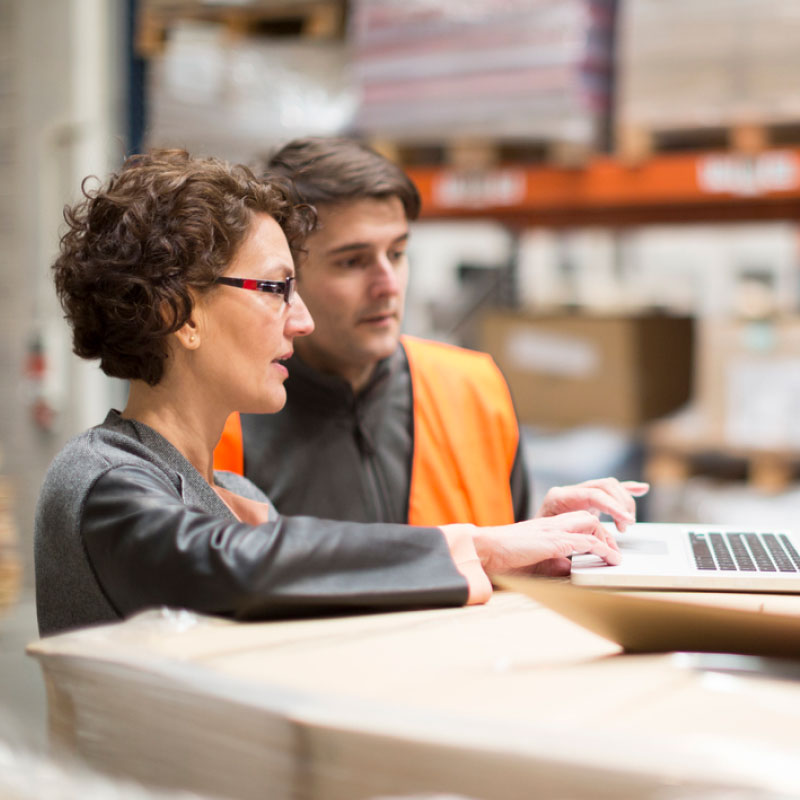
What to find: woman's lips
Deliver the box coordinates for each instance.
[272,361,289,378]
[272,351,292,377]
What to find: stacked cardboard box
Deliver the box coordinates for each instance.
[653,316,800,452]
[350,0,616,151]
[145,20,356,163]
[26,593,800,800]
[643,316,800,500]
[617,0,800,137]
[480,311,694,430]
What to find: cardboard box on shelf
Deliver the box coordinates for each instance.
[616,0,800,136]
[480,311,694,430]
[697,317,800,450]
[642,316,800,495]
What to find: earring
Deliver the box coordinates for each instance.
[189,335,196,344]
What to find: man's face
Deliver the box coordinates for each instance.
[294,196,409,391]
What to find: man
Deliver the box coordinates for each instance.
[215,137,646,528]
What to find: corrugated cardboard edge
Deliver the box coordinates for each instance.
[495,575,800,658]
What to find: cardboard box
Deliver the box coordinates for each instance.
[26,591,800,800]
[480,311,694,430]
[695,317,800,450]
[617,0,800,131]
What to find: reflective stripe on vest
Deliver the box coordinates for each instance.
[214,412,244,474]
[403,335,518,527]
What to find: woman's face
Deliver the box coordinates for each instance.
[193,213,314,415]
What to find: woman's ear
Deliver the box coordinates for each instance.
[174,316,201,350]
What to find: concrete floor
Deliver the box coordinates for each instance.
[0,591,48,752]
[0,381,52,754]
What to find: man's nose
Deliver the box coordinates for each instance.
[370,256,400,298]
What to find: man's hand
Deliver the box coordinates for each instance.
[468,510,622,578]
[536,477,649,532]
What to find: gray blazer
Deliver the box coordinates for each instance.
[34,411,468,636]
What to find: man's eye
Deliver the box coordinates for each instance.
[390,249,407,262]
[337,256,366,269]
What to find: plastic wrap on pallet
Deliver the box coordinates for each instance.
[146,21,357,163]
[617,0,800,131]
[27,609,301,800]
[349,0,616,146]
[25,603,800,799]
[0,726,217,800]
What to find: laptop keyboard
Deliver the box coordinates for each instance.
[690,532,800,572]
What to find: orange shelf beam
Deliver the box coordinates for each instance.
[406,148,800,226]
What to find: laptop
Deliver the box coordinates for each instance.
[570,522,800,592]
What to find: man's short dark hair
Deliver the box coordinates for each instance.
[264,137,421,221]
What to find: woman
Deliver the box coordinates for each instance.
[35,150,640,637]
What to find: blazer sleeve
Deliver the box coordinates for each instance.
[81,464,469,620]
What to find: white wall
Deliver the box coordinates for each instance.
[17,0,126,438]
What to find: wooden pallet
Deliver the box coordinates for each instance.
[369,137,595,171]
[136,0,346,57]
[0,554,21,614]
[616,121,800,164]
[0,476,12,513]
[0,478,20,615]
[645,444,800,495]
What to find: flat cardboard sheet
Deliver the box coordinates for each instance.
[497,575,800,657]
[26,591,800,800]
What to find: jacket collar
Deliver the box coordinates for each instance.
[102,410,236,520]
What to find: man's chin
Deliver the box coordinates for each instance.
[363,330,401,361]
[295,329,400,374]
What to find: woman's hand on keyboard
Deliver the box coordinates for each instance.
[536,477,650,533]
[468,510,623,578]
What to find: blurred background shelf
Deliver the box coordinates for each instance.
[129,0,800,517]
[7,0,800,771]
[405,148,800,226]
[136,0,348,57]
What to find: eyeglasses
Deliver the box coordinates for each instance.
[215,276,296,305]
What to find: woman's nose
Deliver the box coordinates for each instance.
[286,292,314,338]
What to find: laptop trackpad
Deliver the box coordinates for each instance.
[572,536,670,569]
[618,538,670,556]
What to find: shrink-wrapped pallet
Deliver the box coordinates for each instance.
[617,0,800,142]
[350,0,617,153]
[26,598,800,800]
[145,21,357,163]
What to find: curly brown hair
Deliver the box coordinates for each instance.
[53,149,315,386]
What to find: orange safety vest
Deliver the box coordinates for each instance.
[402,335,517,527]
[213,335,519,526]
[214,411,245,475]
